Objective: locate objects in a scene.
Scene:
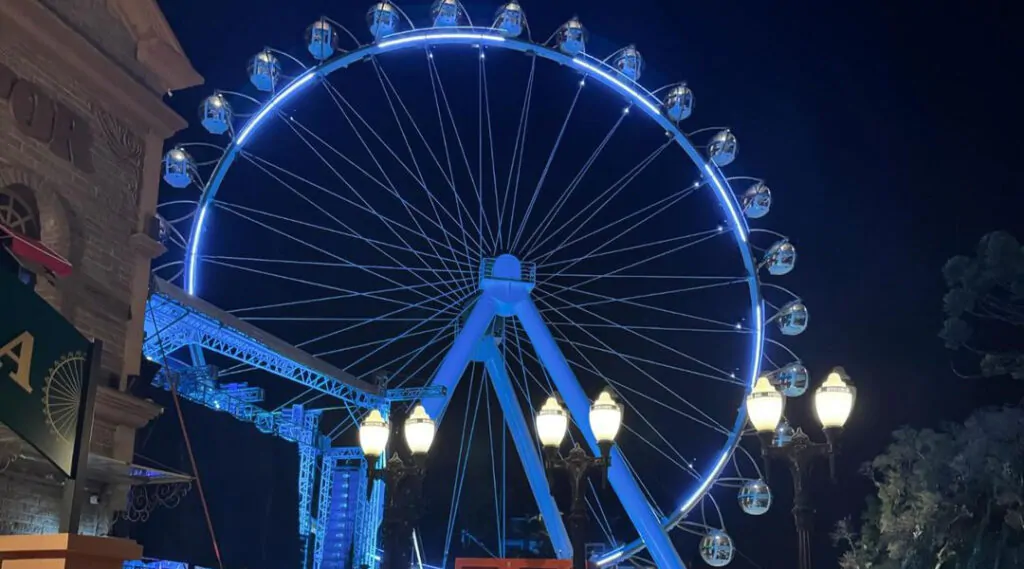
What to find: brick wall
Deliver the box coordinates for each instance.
[1,1,165,537]
[1,40,146,383]
[0,467,117,536]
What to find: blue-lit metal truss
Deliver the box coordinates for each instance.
[314,449,369,569]
[146,278,445,406]
[141,280,444,569]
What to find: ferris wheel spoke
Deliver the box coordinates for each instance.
[480,53,504,253]
[312,321,450,360]
[227,279,459,317]
[327,298,464,370]
[282,116,475,281]
[535,316,734,433]
[241,150,471,287]
[527,137,673,262]
[622,422,701,480]
[538,331,733,451]
[510,82,584,253]
[368,58,430,189]
[521,111,627,259]
[204,219,455,310]
[202,259,437,309]
[442,370,484,569]
[220,279,468,380]
[621,445,667,519]
[499,56,535,250]
[282,119,470,286]
[515,321,711,474]
[540,278,745,329]
[215,200,466,301]
[368,57,488,272]
[319,78,482,264]
[422,53,477,271]
[217,201,466,273]
[532,151,684,270]
[425,51,498,250]
[538,230,726,301]
[540,294,739,382]
[206,256,470,277]
[293,277,475,353]
[422,52,457,196]
[547,273,744,281]
[535,179,699,269]
[365,321,455,390]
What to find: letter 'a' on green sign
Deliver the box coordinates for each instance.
[0,267,92,477]
[2,331,35,393]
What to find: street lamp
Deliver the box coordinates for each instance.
[535,390,622,569]
[359,405,436,569]
[745,366,855,569]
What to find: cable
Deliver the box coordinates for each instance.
[147,281,224,569]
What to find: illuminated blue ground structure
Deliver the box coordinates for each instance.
[153,4,813,568]
[144,279,441,569]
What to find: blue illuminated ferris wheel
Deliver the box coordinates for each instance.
[157,2,810,567]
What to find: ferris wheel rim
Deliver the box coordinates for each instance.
[179,24,765,566]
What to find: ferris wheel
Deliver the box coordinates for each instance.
[156,2,811,567]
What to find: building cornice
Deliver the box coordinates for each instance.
[0,1,196,138]
[105,0,203,94]
[94,386,163,430]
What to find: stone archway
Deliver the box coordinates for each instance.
[0,162,79,310]
[0,183,40,239]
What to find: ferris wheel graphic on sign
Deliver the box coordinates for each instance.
[156,1,809,567]
[43,351,86,445]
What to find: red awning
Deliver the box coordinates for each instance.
[0,224,72,277]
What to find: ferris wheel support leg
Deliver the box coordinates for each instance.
[479,340,573,560]
[515,297,688,569]
[421,296,498,421]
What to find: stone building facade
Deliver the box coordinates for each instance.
[0,0,201,536]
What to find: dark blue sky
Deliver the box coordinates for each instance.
[138,1,1024,568]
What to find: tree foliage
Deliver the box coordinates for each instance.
[833,406,1024,568]
[940,230,1024,379]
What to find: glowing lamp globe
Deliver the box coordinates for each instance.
[589,389,622,444]
[745,376,783,433]
[403,404,435,455]
[359,409,389,458]
[536,396,568,448]
[814,368,855,429]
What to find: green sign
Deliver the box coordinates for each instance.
[0,267,92,477]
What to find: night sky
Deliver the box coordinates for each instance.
[136,1,1024,568]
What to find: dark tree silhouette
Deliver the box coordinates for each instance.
[940,230,1024,379]
[833,406,1024,569]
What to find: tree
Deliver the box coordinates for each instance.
[940,230,1024,379]
[833,406,1024,569]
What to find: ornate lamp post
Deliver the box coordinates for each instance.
[359,405,436,569]
[535,390,623,569]
[746,367,856,569]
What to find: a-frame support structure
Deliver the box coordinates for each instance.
[418,255,686,569]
